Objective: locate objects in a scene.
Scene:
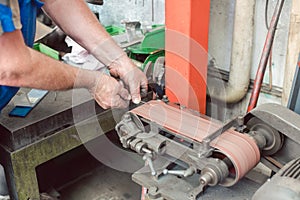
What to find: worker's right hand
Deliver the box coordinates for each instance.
[88,72,131,109]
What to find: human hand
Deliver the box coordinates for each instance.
[108,55,148,104]
[90,38,147,103]
[88,72,131,109]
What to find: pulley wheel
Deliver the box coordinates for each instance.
[152,57,165,83]
[246,117,284,156]
[143,61,153,82]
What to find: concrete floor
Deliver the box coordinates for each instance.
[36,134,142,200]
[58,164,141,200]
[50,155,265,200]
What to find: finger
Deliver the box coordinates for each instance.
[95,98,109,109]
[140,78,148,97]
[129,82,142,104]
[119,87,131,101]
[140,76,148,91]
[118,80,125,88]
[130,75,148,104]
[118,80,131,100]
[112,95,129,109]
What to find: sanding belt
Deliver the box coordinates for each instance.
[130,100,261,187]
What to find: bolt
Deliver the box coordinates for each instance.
[143,154,157,176]
[200,179,206,185]
[163,169,168,175]
[162,95,169,103]
[123,113,131,121]
[237,115,244,126]
[188,194,195,200]
[149,186,158,194]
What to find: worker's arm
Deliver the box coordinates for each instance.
[0,30,130,108]
[42,0,148,104]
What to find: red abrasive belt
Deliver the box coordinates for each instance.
[130,101,260,187]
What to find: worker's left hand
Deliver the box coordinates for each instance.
[108,55,148,104]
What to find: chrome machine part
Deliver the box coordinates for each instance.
[143,57,165,98]
[152,57,165,87]
[144,57,165,85]
[144,61,154,82]
[252,157,300,200]
[200,158,229,187]
[115,112,145,149]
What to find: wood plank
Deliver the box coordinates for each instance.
[282,0,300,105]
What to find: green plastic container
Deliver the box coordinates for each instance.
[33,43,59,60]
[128,26,165,55]
[105,25,125,36]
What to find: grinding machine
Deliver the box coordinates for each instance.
[115,100,300,200]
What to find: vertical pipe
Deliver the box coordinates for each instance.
[247,0,285,112]
[207,0,255,103]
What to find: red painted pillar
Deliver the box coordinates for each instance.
[165,0,210,114]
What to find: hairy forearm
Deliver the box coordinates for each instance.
[15,48,80,90]
[0,31,96,91]
[1,48,98,91]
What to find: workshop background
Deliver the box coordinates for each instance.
[1,0,300,199]
[57,0,300,197]
[89,0,295,119]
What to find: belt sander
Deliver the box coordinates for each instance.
[115,101,300,200]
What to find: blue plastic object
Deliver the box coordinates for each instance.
[0,0,44,113]
[0,86,19,111]
[18,0,44,47]
[0,4,16,32]
[9,106,32,117]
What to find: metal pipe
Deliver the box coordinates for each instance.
[208,0,255,103]
[247,0,285,112]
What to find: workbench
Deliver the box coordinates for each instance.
[0,89,135,200]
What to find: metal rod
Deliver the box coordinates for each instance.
[203,118,238,144]
[247,0,285,112]
[152,0,154,22]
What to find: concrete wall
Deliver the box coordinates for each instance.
[209,0,292,88]
[208,0,292,120]
[88,0,165,27]
[252,0,292,87]
[208,0,235,75]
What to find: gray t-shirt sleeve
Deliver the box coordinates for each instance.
[0,0,22,34]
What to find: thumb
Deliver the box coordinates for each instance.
[129,82,141,104]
